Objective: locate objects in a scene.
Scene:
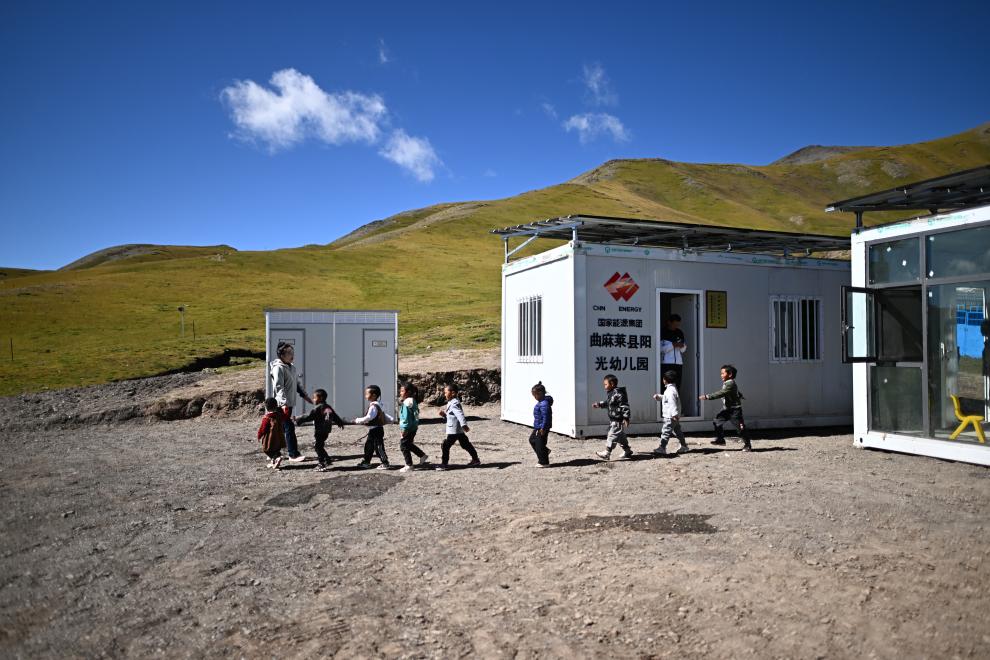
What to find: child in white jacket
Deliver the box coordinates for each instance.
[652,370,689,455]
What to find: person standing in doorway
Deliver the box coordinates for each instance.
[660,314,687,387]
[270,341,314,462]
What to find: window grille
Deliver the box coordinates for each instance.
[770,296,821,362]
[518,296,543,361]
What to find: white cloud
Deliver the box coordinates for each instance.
[562,113,629,144]
[582,62,617,107]
[379,129,442,182]
[222,68,441,183]
[540,102,558,119]
[483,168,497,177]
[221,68,386,150]
[378,38,390,64]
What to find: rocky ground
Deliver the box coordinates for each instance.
[2,360,990,658]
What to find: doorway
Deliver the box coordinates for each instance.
[363,329,396,417]
[658,290,701,418]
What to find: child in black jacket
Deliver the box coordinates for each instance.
[593,374,634,460]
[293,388,345,471]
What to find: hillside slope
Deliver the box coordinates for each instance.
[2,123,988,395]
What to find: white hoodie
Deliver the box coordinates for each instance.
[270,359,306,408]
[658,383,681,420]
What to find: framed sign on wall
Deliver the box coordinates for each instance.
[706,290,727,328]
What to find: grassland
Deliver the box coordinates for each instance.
[1,123,988,395]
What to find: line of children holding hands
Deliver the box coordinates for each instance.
[256,381,481,471]
[257,364,750,471]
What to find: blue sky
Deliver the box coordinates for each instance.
[1,0,988,270]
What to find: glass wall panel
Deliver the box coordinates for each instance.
[869,365,924,434]
[926,226,990,279]
[927,280,990,443]
[869,238,920,285]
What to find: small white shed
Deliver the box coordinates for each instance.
[264,309,398,420]
[493,216,853,437]
[829,166,990,466]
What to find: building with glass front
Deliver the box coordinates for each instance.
[830,166,990,465]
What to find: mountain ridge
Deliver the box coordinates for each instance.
[2,121,988,395]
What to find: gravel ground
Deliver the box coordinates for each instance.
[2,400,990,658]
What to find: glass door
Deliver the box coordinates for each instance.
[927,281,990,443]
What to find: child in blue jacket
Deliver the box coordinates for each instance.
[529,381,554,467]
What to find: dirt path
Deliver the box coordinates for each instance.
[2,402,989,658]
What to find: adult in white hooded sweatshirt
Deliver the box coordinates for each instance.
[270,342,313,461]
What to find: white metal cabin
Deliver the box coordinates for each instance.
[829,166,990,465]
[264,309,398,420]
[494,216,853,438]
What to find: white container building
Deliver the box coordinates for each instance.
[264,309,398,420]
[493,216,853,437]
[829,166,990,465]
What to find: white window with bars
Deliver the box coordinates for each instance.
[518,296,543,362]
[769,296,822,362]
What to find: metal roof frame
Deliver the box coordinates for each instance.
[825,165,990,229]
[491,215,849,263]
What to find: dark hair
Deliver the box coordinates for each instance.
[662,370,678,383]
[365,384,381,399]
[444,383,460,395]
[264,397,279,412]
[668,314,681,322]
[276,341,293,358]
[399,381,421,402]
[531,381,547,396]
[314,388,327,401]
[603,374,618,386]
[721,364,738,378]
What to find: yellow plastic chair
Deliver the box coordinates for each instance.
[949,395,986,443]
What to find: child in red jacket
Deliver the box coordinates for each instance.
[257,397,286,469]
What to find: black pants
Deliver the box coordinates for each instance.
[529,429,550,465]
[714,407,750,444]
[400,429,426,466]
[441,433,478,465]
[314,432,330,464]
[265,448,282,461]
[363,426,389,465]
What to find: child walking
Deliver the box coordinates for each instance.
[699,364,752,452]
[436,384,480,470]
[397,382,429,472]
[293,388,345,472]
[593,374,634,460]
[652,370,689,455]
[529,382,554,467]
[256,397,286,469]
[354,385,395,469]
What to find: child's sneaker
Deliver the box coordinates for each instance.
[313,463,331,472]
[711,439,726,446]
[622,450,635,459]
[375,463,390,470]
[741,443,753,452]
[595,450,611,460]
[418,454,430,466]
[676,444,690,454]
[356,461,373,469]
[652,446,667,456]
[272,456,283,469]
[398,465,413,473]
[466,459,481,467]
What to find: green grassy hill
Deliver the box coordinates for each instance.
[2,122,989,395]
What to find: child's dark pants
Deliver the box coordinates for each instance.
[714,407,750,445]
[314,432,330,464]
[400,429,426,466]
[529,429,550,465]
[363,426,389,465]
[441,433,479,465]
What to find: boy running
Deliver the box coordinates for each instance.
[699,364,752,452]
[593,374,634,461]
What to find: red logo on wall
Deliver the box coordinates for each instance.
[604,272,639,301]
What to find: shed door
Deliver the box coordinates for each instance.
[363,330,395,417]
[269,329,308,414]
